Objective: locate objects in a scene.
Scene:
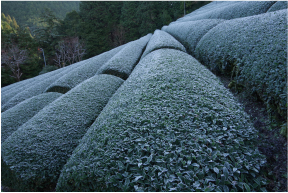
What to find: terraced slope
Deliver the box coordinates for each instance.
[57,49,265,191]
[1,1,286,192]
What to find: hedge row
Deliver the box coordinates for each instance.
[97,34,151,80]
[56,49,266,192]
[195,9,287,119]
[1,92,63,143]
[267,1,287,12]
[46,44,125,93]
[1,61,84,112]
[1,60,81,106]
[162,19,225,56]
[140,30,186,60]
[176,1,275,22]
[1,74,124,191]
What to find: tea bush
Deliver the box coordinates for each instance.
[1,74,124,191]
[195,9,287,119]
[46,44,125,93]
[97,34,152,80]
[1,92,62,143]
[1,61,83,112]
[176,1,275,22]
[267,1,287,12]
[140,30,186,59]
[1,60,81,106]
[56,49,266,192]
[162,19,225,55]
[176,1,237,23]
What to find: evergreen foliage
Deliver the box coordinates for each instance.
[1,92,62,143]
[176,1,275,22]
[195,9,287,120]
[162,19,225,55]
[141,30,186,59]
[267,1,287,12]
[1,74,124,191]
[2,61,83,112]
[56,49,266,191]
[97,34,152,80]
[1,1,80,27]
[46,44,125,93]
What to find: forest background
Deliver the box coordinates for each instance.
[1,1,210,87]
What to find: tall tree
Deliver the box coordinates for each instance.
[78,1,123,58]
[120,1,140,43]
[33,8,61,65]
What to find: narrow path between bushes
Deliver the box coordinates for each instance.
[218,76,287,192]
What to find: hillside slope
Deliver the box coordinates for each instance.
[1,1,287,192]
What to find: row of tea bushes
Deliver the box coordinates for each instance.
[46,44,126,93]
[1,59,83,107]
[97,34,152,80]
[1,60,85,112]
[267,1,287,12]
[56,49,266,192]
[1,74,124,191]
[140,30,186,59]
[195,9,287,119]
[1,92,63,143]
[176,1,276,22]
[162,19,225,55]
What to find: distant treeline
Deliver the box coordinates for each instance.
[1,1,80,27]
[1,1,210,87]
[75,1,210,58]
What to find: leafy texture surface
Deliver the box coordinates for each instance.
[163,19,225,55]
[267,1,287,12]
[195,9,287,119]
[1,92,62,143]
[56,49,265,192]
[140,30,186,59]
[1,74,124,191]
[46,44,125,93]
[1,61,83,112]
[176,1,275,22]
[97,34,152,80]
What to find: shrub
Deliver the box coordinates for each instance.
[267,1,287,12]
[1,61,82,109]
[56,49,266,192]
[1,74,124,191]
[140,30,186,60]
[97,34,152,80]
[1,61,84,112]
[1,92,62,143]
[163,19,225,55]
[176,1,275,22]
[46,44,126,93]
[39,65,58,75]
[195,9,287,119]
